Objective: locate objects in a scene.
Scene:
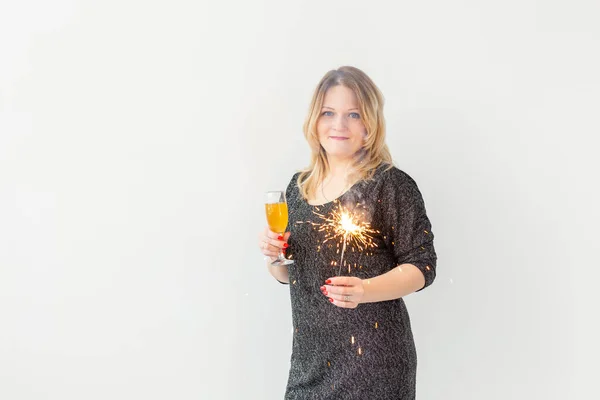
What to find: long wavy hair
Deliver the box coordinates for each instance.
[297,66,393,200]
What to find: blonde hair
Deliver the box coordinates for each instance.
[297,66,393,200]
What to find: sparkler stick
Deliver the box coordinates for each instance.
[338,235,348,276]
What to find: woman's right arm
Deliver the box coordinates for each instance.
[258,228,291,284]
[261,172,299,284]
[267,262,290,284]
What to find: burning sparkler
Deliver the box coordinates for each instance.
[305,200,379,275]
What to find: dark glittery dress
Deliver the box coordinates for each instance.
[281,164,437,400]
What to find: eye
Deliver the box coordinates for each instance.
[349,112,361,119]
[321,111,334,117]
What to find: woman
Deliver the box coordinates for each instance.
[258,66,437,399]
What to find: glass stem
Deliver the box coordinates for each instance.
[279,233,286,260]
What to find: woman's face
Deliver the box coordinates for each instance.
[317,85,367,164]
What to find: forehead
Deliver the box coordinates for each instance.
[322,85,359,109]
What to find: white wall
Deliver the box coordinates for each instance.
[1,1,598,399]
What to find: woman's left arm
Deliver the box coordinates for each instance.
[322,169,437,308]
[323,264,425,307]
[363,263,426,302]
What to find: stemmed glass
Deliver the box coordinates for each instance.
[265,191,294,266]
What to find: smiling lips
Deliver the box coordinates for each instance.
[329,136,349,140]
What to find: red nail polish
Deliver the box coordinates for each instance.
[277,235,284,241]
[283,243,289,248]
[325,279,332,284]
[328,298,334,303]
[323,291,328,296]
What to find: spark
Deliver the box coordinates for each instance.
[305,200,379,275]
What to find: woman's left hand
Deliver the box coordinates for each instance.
[321,277,365,309]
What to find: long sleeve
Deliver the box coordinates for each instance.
[378,167,437,291]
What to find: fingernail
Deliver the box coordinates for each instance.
[277,235,284,241]
[320,286,325,291]
[325,279,332,284]
[328,298,334,303]
[323,291,328,295]
[283,243,289,248]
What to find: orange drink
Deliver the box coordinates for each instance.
[265,202,288,233]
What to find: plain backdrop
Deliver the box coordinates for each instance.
[1,1,599,399]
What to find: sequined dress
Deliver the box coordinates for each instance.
[281,164,437,400]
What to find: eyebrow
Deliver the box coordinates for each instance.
[322,106,359,111]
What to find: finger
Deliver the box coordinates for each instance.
[327,297,357,309]
[258,237,282,256]
[325,276,355,287]
[259,231,284,249]
[261,241,281,256]
[265,236,288,250]
[263,248,279,257]
[263,228,289,249]
[324,291,352,302]
[264,228,286,241]
[323,285,352,296]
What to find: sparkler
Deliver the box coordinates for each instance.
[296,200,380,363]
[306,200,379,275]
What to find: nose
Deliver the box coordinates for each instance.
[332,115,348,131]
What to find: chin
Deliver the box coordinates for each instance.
[324,149,360,160]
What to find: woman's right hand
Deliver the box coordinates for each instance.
[258,227,290,261]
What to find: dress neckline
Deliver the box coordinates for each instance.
[304,179,361,207]
[300,163,389,207]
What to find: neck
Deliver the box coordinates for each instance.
[326,157,353,179]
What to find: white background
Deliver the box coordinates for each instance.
[1,1,599,399]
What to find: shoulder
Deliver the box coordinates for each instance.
[375,164,419,188]
[287,172,301,189]
[285,172,302,198]
[375,164,425,204]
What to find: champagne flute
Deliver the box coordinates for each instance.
[265,191,294,266]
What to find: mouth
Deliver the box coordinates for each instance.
[329,136,349,140]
